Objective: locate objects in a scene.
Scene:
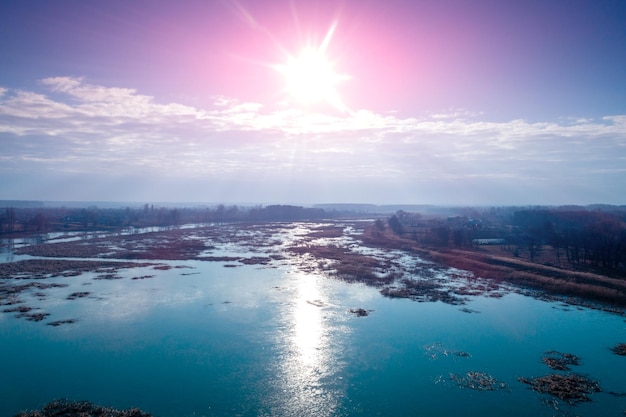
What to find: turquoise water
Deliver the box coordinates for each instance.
[1,231,625,416]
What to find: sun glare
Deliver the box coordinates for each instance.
[275,23,349,112]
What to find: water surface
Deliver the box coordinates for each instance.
[1,224,624,416]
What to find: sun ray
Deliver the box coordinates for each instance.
[319,22,336,54]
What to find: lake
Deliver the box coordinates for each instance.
[1,222,625,416]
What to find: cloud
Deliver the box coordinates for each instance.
[40,76,83,93]
[0,90,76,121]
[0,77,625,204]
[39,76,204,119]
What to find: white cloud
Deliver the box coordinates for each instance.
[40,76,83,93]
[0,77,625,204]
[2,77,625,141]
[0,90,76,119]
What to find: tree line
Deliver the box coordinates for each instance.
[0,204,330,235]
[386,206,626,273]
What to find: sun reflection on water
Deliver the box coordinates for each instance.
[270,270,346,416]
[293,276,325,365]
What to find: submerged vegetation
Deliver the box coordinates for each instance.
[519,351,604,407]
[611,343,626,356]
[519,374,601,404]
[450,371,509,391]
[542,351,581,371]
[14,400,152,417]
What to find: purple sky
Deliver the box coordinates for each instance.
[1,0,625,205]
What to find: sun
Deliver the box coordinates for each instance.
[274,23,349,112]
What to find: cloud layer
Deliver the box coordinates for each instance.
[1,77,625,204]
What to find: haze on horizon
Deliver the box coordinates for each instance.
[1,0,625,206]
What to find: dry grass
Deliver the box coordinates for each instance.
[289,244,395,286]
[305,225,345,239]
[0,259,154,279]
[361,226,626,309]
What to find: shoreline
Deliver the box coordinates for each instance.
[360,226,626,313]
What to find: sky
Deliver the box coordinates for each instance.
[1,0,625,206]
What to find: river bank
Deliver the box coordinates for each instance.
[359,225,626,312]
